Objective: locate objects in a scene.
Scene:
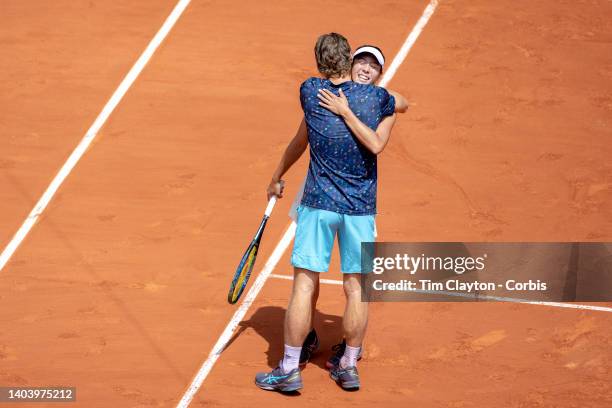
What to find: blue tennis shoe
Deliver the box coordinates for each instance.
[329,364,360,390]
[255,365,303,392]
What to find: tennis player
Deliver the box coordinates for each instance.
[300,43,407,371]
[256,33,402,392]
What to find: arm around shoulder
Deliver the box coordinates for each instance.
[388,90,409,113]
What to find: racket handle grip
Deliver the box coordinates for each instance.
[265,196,277,217]
[265,180,284,217]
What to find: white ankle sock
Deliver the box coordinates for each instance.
[340,345,361,368]
[281,344,302,373]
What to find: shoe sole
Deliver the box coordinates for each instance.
[256,382,303,392]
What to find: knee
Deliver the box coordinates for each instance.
[293,269,319,296]
[295,281,316,296]
[343,275,363,298]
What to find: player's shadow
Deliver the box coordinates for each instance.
[224,306,343,370]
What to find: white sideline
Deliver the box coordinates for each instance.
[176,223,296,408]
[175,1,440,406]
[0,0,193,272]
[269,274,612,313]
[379,0,438,88]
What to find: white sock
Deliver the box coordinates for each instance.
[281,344,302,374]
[340,345,361,368]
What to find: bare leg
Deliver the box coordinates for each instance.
[310,276,320,329]
[285,267,319,346]
[342,273,368,347]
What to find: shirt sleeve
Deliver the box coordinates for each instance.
[300,78,315,113]
[379,88,396,118]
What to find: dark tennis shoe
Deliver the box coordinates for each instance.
[299,328,320,366]
[255,365,303,392]
[330,364,360,390]
[326,339,363,369]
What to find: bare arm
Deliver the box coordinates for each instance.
[266,117,309,199]
[388,90,409,113]
[343,112,397,155]
[317,88,397,155]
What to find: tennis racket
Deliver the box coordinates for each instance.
[227,192,280,304]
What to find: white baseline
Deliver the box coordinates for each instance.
[270,274,612,313]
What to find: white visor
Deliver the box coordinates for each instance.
[352,46,385,67]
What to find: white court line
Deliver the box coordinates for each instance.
[175,1,440,406]
[379,0,438,88]
[0,0,193,272]
[269,274,612,313]
[271,273,342,286]
[176,223,296,408]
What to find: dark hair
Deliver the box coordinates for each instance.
[352,44,385,70]
[314,33,352,78]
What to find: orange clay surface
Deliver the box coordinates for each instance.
[1,0,611,407]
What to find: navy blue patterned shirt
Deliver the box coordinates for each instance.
[300,77,395,215]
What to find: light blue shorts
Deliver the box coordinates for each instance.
[291,205,375,274]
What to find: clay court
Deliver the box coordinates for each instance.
[1,0,611,406]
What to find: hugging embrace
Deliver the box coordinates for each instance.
[257,32,407,392]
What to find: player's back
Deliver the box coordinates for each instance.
[299,77,395,215]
